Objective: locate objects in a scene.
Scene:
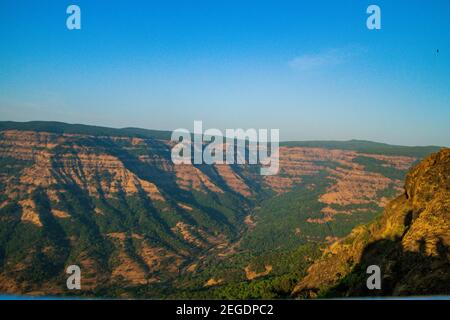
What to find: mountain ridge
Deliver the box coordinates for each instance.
[0,121,442,158]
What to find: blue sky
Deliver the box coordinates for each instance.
[0,0,449,146]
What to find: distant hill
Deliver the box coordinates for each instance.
[0,121,173,140]
[281,140,442,158]
[0,121,442,158]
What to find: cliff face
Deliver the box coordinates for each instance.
[0,130,252,294]
[293,149,450,297]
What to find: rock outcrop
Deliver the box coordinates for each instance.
[293,149,450,297]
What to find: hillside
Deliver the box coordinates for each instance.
[0,121,443,297]
[293,149,450,297]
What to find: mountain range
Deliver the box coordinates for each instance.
[0,121,446,298]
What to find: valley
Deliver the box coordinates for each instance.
[0,121,443,298]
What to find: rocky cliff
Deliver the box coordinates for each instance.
[293,149,450,297]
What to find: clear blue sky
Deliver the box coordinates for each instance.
[0,0,449,146]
